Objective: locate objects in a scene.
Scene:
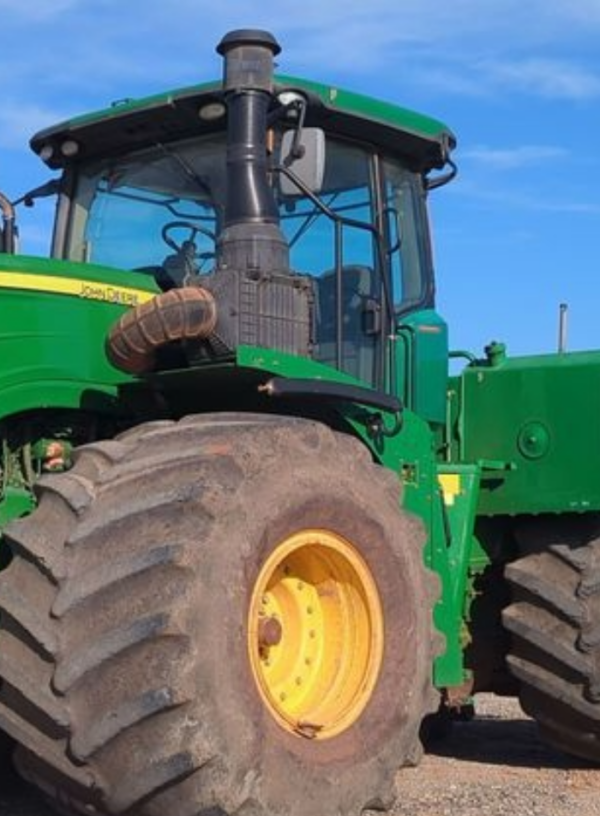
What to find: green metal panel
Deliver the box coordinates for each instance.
[0,253,160,565]
[0,488,35,529]
[435,464,490,683]
[395,309,448,426]
[0,253,158,418]
[457,348,600,515]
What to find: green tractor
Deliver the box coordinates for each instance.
[0,27,598,816]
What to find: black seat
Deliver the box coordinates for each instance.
[314,265,378,385]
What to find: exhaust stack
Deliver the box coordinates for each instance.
[216,29,290,276]
[0,192,16,254]
[558,302,568,353]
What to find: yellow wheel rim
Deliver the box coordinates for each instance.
[248,529,384,740]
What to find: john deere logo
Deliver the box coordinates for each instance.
[0,270,154,307]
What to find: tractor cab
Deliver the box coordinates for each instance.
[30,31,455,413]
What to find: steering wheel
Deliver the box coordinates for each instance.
[160,221,217,286]
[161,220,216,254]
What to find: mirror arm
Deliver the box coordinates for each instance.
[285,99,308,162]
[12,178,61,208]
[268,98,308,163]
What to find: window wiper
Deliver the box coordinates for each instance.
[155,141,214,205]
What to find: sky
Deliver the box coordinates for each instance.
[1,0,600,359]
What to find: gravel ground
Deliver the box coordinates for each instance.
[1,694,599,816]
[393,694,600,816]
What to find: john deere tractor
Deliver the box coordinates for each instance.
[0,28,598,816]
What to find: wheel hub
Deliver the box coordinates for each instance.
[248,529,384,740]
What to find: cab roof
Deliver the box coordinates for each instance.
[31,74,456,174]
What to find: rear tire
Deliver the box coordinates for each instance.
[503,515,600,763]
[0,414,439,816]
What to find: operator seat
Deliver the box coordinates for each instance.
[314,265,378,386]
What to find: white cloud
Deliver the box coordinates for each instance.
[485,58,600,99]
[461,145,570,170]
[549,0,600,27]
[0,4,576,73]
[416,56,600,102]
[0,0,86,21]
[449,176,600,216]
[1,0,600,135]
[0,101,68,150]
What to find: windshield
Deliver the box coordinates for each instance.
[66,133,431,291]
[66,136,224,270]
[64,131,433,383]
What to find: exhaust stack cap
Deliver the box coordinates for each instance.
[217,29,281,92]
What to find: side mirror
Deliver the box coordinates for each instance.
[279,128,325,197]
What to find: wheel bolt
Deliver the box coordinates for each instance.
[258,616,283,647]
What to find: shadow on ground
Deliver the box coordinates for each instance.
[428,714,595,771]
[0,757,55,816]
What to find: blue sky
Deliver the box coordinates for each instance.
[2,0,600,358]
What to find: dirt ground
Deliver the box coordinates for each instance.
[1,694,599,816]
[394,695,600,816]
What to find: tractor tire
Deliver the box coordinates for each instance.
[503,515,600,763]
[0,414,439,816]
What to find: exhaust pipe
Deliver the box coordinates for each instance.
[558,302,568,353]
[107,29,301,375]
[0,191,16,254]
[216,29,290,276]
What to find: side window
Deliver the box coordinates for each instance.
[277,138,381,385]
[383,161,433,311]
[278,139,376,276]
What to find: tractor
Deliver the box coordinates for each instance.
[0,27,598,816]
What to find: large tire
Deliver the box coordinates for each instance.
[503,515,600,762]
[0,414,439,816]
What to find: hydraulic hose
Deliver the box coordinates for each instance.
[106,286,217,374]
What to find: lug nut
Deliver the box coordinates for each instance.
[258,616,283,647]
